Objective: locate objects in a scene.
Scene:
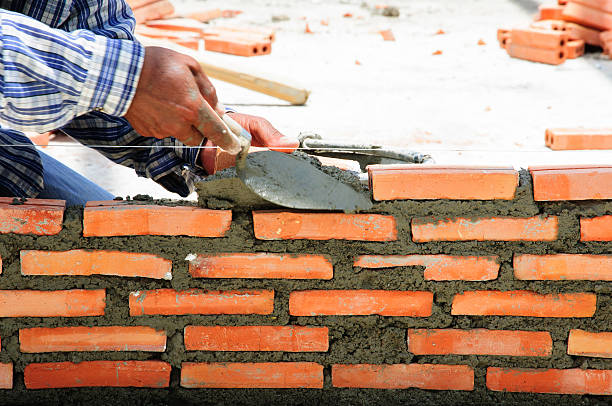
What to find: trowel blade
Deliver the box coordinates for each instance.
[238,151,373,211]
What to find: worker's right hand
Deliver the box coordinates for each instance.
[124,46,223,146]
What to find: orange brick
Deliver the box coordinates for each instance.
[144,18,208,35]
[186,8,223,22]
[205,26,275,42]
[0,197,64,235]
[530,165,612,200]
[25,361,170,389]
[507,43,567,64]
[20,326,166,353]
[567,39,585,57]
[332,364,474,390]
[511,28,568,49]
[188,253,333,280]
[367,165,518,201]
[0,363,12,389]
[487,367,612,394]
[379,29,395,41]
[184,326,328,352]
[21,249,172,280]
[407,329,552,356]
[132,0,174,23]
[451,290,596,317]
[411,216,558,242]
[530,19,567,31]
[289,290,433,316]
[204,36,271,57]
[83,203,231,237]
[562,1,612,31]
[581,215,612,241]
[546,128,612,150]
[568,329,612,357]
[0,289,105,317]
[354,255,500,281]
[566,22,603,46]
[514,254,612,280]
[538,4,566,20]
[253,211,397,241]
[135,24,201,40]
[126,0,159,8]
[180,362,323,388]
[129,289,274,316]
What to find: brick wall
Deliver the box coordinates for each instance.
[0,165,611,404]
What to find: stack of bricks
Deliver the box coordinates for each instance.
[498,0,612,63]
[1,164,612,403]
[127,0,273,56]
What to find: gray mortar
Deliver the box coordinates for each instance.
[195,152,367,211]
[1,169,612,404]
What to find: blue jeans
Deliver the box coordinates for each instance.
[37,150,115,206]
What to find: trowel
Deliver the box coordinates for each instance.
[198,103,372,211]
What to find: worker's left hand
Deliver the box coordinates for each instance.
[199,112,298,174]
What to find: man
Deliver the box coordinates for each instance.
[0,1,298,206]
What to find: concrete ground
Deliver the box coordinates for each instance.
[43,0,612,200]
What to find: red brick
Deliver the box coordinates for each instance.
[562,1,612,31]
[367,165,518,201]
[0,363,12,389]
[132,0,174,23]
[289,290,433,316]
[582,215,612,241]
[530,165,612,200]
[487,367,612,394]
[568,329,612,358]
[129,289,274,316]
[21,249,172,280]
[510,28,568,49]
[566,22,603,46]
[530,19,567,31]
[253,211,397,241]
[184,326,328,352]
[83,203,231,237]
[180,362,323,388]
[188,253,333,280]
[379,29,395,41]
[506,43,567,65]
[20,326,166,353]
[451,290,596,317]
[545,129,612,150]
[0,197,64,235]
[205,26,275,42]
[538,4,566,20]
[514,254,612,280]
[332,364,474,390]
[144,18,208,35]
[407,329,552,356]
[25,361,171,389]
[204,36,271,57]
[354,255,499,281]
[567,39,585,57]
[0,289,105,317]
[411,216,558,242]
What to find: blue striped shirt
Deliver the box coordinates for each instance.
[0,1,205,198]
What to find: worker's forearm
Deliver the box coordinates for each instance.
[0,9,144,133]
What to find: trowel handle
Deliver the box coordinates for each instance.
[196,101,242,155]
[222,115,252,148]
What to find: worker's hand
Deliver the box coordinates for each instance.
[124,46,223,146]
[226,112,299,153]
[199,112,298,174]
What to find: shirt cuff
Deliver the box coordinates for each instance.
[78,36,145,118]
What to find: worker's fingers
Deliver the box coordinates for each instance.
[186,58,222,115]
[228,112,299,153]
[193,99,241,154]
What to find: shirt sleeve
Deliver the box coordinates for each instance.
[0,8,144,132]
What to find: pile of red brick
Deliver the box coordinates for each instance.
[498,0,612,64]
[127,0,274,57]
